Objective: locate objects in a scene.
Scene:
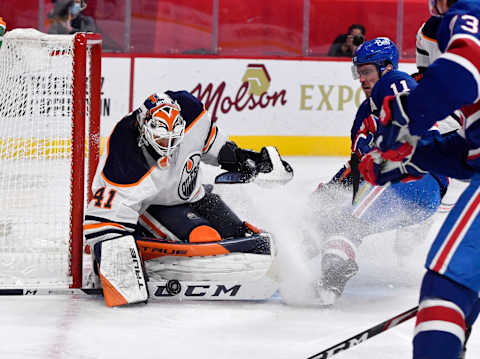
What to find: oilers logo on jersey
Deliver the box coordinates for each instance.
[178,153,201,200]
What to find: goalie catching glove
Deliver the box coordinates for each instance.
[216,142,293,185]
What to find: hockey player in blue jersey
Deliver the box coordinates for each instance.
[84,91,293,307]
[354,0,480,357]
[309,37,449,305]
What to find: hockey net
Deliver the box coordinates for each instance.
[0,29,101,289]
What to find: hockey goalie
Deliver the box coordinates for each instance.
[83,91,293,307]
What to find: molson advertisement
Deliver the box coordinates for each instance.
[101,57,416,155]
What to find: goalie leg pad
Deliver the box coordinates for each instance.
[95,235,149,307]
[144,232,276,282]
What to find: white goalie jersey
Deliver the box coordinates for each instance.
[416,16,442,71]
[83,91,228,246]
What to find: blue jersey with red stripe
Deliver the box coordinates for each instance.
[405,0,480,180]
[396,3,480,356]
[407,0,480,327]
[350,70,418,144]
[408,0,480,137]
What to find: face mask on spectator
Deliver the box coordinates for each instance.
[71,3,82,16]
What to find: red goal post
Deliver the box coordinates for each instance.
[0,29,102,289]
[71,32,102,288]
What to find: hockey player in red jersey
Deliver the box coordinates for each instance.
[355,0,480,357]
[84,91,293,307]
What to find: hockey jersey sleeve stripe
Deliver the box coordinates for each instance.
[138,214,168,239]
[467,147,480,160]
[202,125,218,153]
[465,108,480,130]
[421,32,437,43]
[459,101,480,126]
[101,165,155,188]
[443,35,480,101]
[416,47,430,56]
[83,222,130,231]
[84,229,131,241]
[84,215,137,230]
[185,107,207,133]
[430,187,480,273]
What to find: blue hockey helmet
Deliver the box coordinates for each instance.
[352,37,399,79]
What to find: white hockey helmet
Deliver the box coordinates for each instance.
[139,93,185,158]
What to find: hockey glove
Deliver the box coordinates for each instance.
[374,93,420,161]
[217,141,261,182]
[255,146,293,186]
[359,149,427,186]
[352,114,380,157]
[216,142,293,185]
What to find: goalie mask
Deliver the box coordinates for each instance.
[139,93,185,159]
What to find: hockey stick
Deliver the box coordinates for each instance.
[0,288,102,296]
[350,152,361,204]
[215,171,255,184]
[306,306,418,359]
[0,276,279,301]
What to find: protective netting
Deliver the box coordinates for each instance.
[0,29,88,287]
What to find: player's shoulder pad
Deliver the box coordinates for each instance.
[370,70,417,114]
[421,16,441,40]
[165,90,206,128]
[102,112,153,186]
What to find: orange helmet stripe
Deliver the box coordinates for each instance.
[151,104,181,130]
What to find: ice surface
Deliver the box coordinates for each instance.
[1,156,477,359]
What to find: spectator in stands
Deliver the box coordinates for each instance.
[328,24,366,57]
[48,0,74,35]
[48,0,121,51]
[70,0,96,33]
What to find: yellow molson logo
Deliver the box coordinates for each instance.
[191,64,287,122]
[241,64,271,96]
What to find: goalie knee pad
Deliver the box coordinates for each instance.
[95,235,149,307]
[188,225,221,243]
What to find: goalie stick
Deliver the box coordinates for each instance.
[0,276,279,301]
[306,306,418,359]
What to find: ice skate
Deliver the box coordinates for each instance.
[313,236,359,304]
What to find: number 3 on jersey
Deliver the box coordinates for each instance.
[93,187,117,209]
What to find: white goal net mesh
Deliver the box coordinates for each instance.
[0,29,89,287]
